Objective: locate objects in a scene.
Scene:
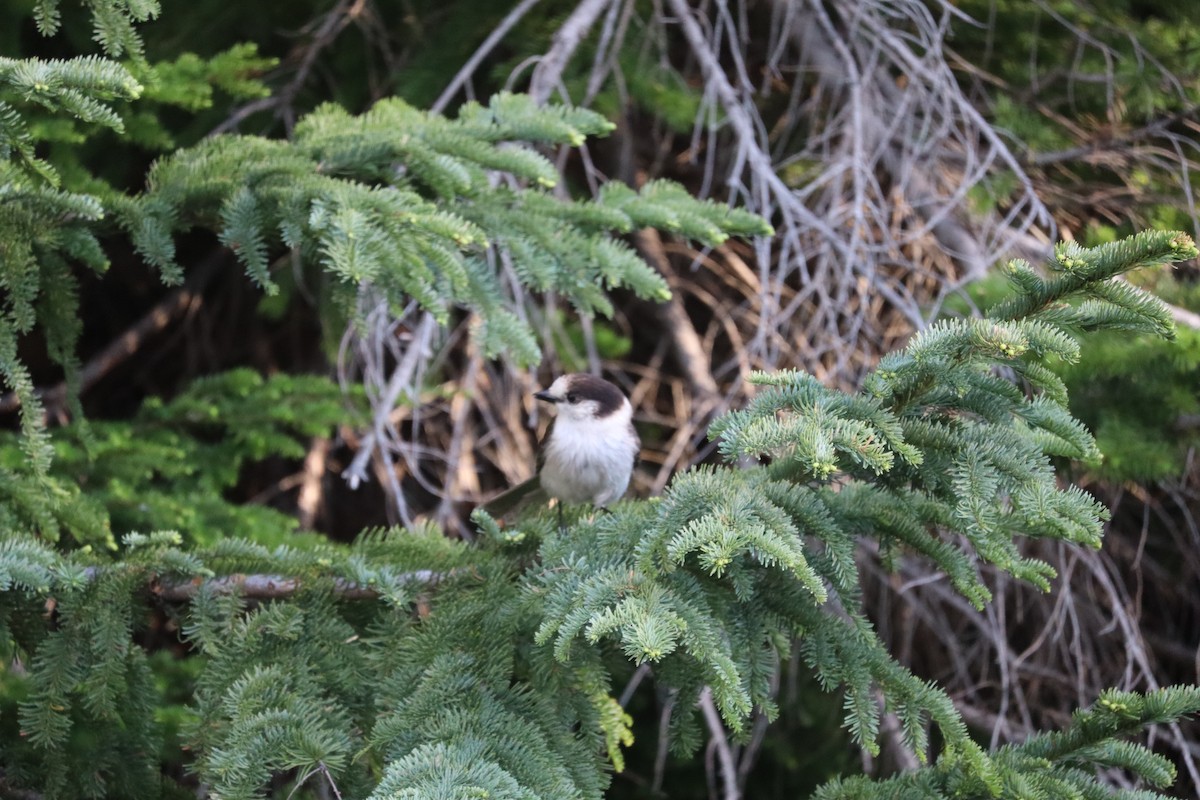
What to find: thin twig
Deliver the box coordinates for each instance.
[431,0,546,114]
[618,663,652,708]
[652,690,676,794]
[341,309,437,525]
[698,686,740,800]
[210,0,367,136]
[318,762,344,800]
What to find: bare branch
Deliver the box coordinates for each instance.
[528,0,615,105]
[297,436,332,530]
[340,308,438,526]
[211,0,369,136]
[698,686,740,800]
[431,0,546,114]
[633,228,721,410]
[79,568,448,602]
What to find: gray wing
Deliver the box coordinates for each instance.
[480,476,547,522]
[480,418,553,522]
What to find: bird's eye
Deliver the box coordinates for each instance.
[565,392,578,404]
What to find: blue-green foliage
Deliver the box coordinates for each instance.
[2,534,159,798]
[0,526,478,799]
[497,231,1200,797]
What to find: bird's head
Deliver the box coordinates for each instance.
[534,374,628,424]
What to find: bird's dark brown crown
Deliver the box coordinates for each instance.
[565,374,626,418]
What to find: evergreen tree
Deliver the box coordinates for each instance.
[3,2,1200,799]
[4,226,1199,798]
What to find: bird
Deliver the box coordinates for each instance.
[482,373,640,524]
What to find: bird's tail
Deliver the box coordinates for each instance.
[479,476,547,523]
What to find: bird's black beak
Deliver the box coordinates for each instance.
[533,390,557,403]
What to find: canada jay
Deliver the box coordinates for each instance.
[483,374,639,521]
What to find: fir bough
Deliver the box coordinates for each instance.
[1,39,141,488]
[4,233,1200,799]
[28,0,159,58]
[499,230,1200,794]
[123,92,771,336]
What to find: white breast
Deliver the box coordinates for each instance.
[539,406,638,506]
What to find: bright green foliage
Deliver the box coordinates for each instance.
[5,232,1198,800]
[65,44,279,167]
[138,44,275,112]
[954,238,1200,484]
[814,687,1200,799]
[0,370,349,549]
[121,92,768,327]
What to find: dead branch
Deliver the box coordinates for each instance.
[72,567,447,602]
[211,0,371,136]
[431,0,546,114]
[528,0,615,105]
[698,686,740,800]
[633,228,721,411]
